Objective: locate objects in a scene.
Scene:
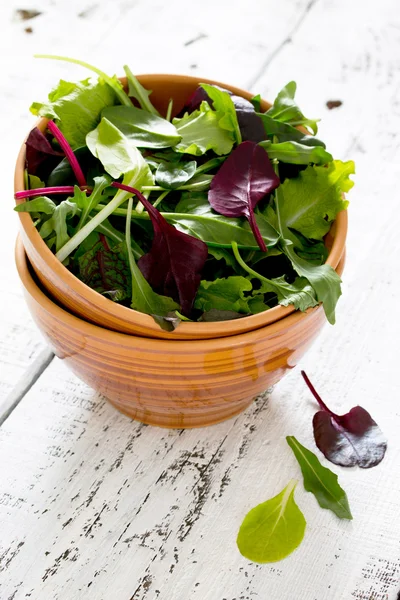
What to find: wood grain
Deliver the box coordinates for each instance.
[1,0,400,598]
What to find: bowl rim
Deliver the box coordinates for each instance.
[14,73,348,337]
[16,235,339,351]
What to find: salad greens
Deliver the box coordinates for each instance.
[15,56,355,328]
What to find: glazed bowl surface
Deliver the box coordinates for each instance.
[16,236,345,429]
[14,74,348,340]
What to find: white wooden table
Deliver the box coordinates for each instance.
[1,1,399,598]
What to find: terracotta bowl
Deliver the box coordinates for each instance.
[15,236,345,429]
[14,74,347,340]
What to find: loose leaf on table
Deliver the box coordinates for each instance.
[86,117,154,184]
[302,371,387,468]
[237,480,306,563]
[25,127,63,176]
[30,77,116,149]
[155,160,197,189]
[194,276,253,314]
[102,105,181,149]
[171,193,280,250]
[265,81,319,135]
[76,232,131,301]
[260,140,333,165]
[172,101,235,156]
[286,436,352,520]
[113,183,208,316]
[208,141,280,251]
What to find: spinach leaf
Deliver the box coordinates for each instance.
[31,78,116,149]
[155,160,197,189]
[47,146,98,187]
[266,81,319,134]
[102,105,181,149]
[194,276,252,313]
[287,436,352,520]
[257,113,326,147]
[237,480,306,563]
[302,371,387,469]
[86,117,154,183]
[260,140,333,165]
[172,101,235,156]
[208,141,280,251]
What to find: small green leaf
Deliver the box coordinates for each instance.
[200,83,242,143]
[155,160,197,189]
[257,113,326,148]
[237,480,306,563]
[14,196,56,215]
[102,105,181,149]
[123,65,159,115]
[173,102,235,156]
[286,436,352,520]
[194,276,252,313]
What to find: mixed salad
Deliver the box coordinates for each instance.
[15,56,355,330]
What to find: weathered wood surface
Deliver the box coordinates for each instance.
[1,0,400,598]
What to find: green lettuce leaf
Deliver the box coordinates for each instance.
[266,81,319,134]
[172,101,235,156]
[200,83,242,143]
[276,160,354,240]
[30,78,116,149]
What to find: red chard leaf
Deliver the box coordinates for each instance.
[25,127,63,177]
[180,85,265,142]
[208,141,280,252]
[301,371,387,469]
[112,183,208,316]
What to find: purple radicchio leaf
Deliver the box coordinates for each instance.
[302,371,387,469]
[112,183,208,316]
[179,85,265,142]
[25,127,63,177]
[208,141,280,252]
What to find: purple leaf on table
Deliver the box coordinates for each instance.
[208,141,280,252]
[302,371,387,468]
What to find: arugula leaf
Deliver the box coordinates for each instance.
[155,160,197,189]
[286,436,352,520]
[232,243,318,312]
[208,141,280,251]
[276,160,354,240]
[102,105,181,149]
[31,78,116,149]
[194,276,252,313]
[77,233,131,301]
[35,198,78,252]
[302,371,387,469]
[260,140,333,165]
[257,113,326,147]
[200,83,242,143]
[266,81,319,134]
[123,65,159,115]
[86,117,154,183]
[172,101,235,156]
[76,175,111,231]
[237,480,306,563]
[14,196,56,215]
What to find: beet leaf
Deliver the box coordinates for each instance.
[112,183,208,316]
[208,141,280,251]
[301,371,387,469]
[25,127,63,176]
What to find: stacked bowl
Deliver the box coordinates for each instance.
[14,75,347,428]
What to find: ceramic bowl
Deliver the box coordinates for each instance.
[14,74,347,340]
[15,236,345,429]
